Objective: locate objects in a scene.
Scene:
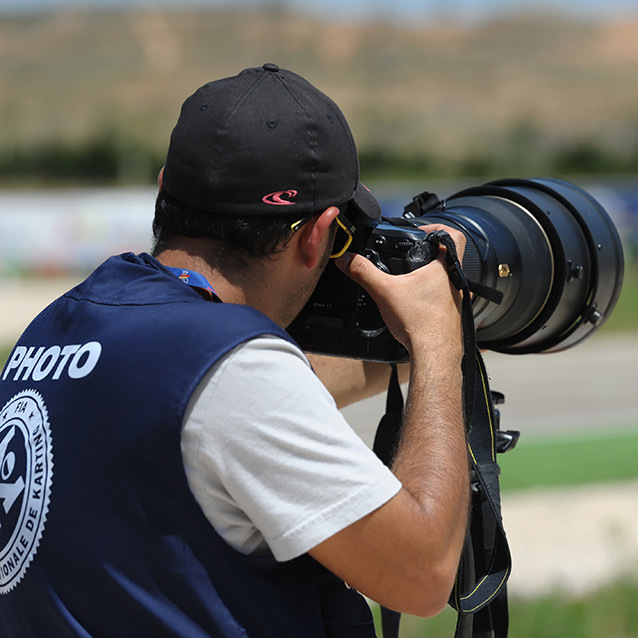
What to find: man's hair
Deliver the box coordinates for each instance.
[152,190,303,260]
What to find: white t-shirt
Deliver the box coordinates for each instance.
[181,335,402,562]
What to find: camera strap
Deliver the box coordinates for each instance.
[372,231,511,638]
[449,349,511,638]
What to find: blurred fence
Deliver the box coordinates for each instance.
[0,186,156,277]
[0,176,636,278]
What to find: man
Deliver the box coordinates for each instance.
[0,64,468,636]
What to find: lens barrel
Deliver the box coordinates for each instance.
[421,178,624,353]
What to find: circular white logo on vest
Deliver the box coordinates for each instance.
[0,390,53,594]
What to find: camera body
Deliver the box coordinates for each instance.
[350,219,436,276]
[288,219,439,363]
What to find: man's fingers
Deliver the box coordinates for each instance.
[417,224,467,261]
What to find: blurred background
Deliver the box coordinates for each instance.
[0,0,637,635]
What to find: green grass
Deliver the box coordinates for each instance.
[376,578,638,637]
[499,429,638,492]
[0,344,11,371]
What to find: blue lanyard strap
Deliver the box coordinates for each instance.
[165,266,219,301]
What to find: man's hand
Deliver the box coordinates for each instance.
[334,224,466,362]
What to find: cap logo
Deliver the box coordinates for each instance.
[262,190,298,206]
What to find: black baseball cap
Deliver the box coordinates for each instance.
[162,63,381,221]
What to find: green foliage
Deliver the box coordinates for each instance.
[369,138,630,181]
[359,148,435,180]
[0,126,635,185]
[0,129,164,185]
[553,141,622,174]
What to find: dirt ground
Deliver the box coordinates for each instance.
[2,277,637,598]
[0,276,83,344]
[503,480,638,597]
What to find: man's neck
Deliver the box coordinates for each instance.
[154,238,291,327]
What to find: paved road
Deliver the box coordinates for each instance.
[1,276,83,346]
[342,332,638,447]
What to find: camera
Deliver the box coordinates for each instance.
[287,178,625,362]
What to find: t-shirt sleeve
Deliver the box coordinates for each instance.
[181,334,402,562]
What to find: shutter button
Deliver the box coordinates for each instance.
[263,63,280,72]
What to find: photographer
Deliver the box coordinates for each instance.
[0,64,468,636]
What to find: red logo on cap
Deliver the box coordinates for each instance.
[262,190,298,206]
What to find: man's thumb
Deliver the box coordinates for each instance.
[335,252,383,288]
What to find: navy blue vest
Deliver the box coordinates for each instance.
[0,253,375,637]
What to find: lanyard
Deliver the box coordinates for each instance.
[165,266,219,301]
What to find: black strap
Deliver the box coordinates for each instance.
[449,350,511,638]
[372,363,403,468]
[372,364,404,638]
[372,232,511,638]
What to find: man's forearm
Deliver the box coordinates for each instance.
[392,350,470,556]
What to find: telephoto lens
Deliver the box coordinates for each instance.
[417,178,624,354]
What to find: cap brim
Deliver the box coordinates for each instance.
[351,182,382,220]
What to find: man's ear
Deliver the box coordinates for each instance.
[158,166,165,191]
[298,206,340,270]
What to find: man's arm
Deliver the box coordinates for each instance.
[309,226,469,617]
[306,355,409,409]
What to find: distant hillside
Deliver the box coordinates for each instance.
[1,8,637,180]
